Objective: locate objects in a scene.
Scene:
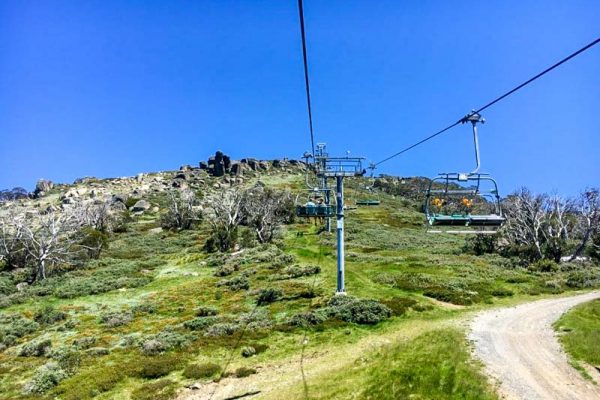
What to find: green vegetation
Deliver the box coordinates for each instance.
[555,298,600,376]
[0,169,598,399]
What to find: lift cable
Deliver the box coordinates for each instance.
[298,0,316,158]
[374,36,600,167]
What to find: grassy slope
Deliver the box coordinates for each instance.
[554,298,600,378]
[0,171,597,399]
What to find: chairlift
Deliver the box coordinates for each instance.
[295,188,335,218]
[356,162,381,206]
[424,111,505,233]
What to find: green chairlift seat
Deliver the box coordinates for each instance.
[356,199,380,206]
[296,205,335,217]
[428,213,505,227]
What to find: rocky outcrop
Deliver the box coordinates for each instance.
[34,180,54,197]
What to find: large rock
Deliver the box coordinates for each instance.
[130,199,151,212]
[34,179,53,197]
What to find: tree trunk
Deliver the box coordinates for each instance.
[570,229,591,261]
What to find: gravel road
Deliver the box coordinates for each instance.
[470,291,600,400]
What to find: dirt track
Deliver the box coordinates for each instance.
[470,291,600,400]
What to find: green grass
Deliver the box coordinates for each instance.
[555,298,600,374]
[274,327,497,400]
[0,173,598,399]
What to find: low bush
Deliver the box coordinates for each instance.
[490,287,514,297]
[183,316,218,331]
[134,355,183,379]
[195,306,218,317]
[204,323,238,337]
[34,305,68,325]
[217,276,249,291]
[132,303,157,315]
[256,288,283,305]
[20,338,52,357]
[566,270,599,288]
[232,367,256,378]
[241,346,256,357]
[99,311,133,328]
[380,297,417,316]
[528,259,559,273]
[49,347,81,373]
[278,265,320,279]
[22,362,68,394]
[131,379,177,400]
[423,287,481,306]
[289,310,328,327]
[182,362,221,379]
[214,265,236,277]
[0,276,16,296]
[326,296,392,325]
[0,314,39,349]
[72,336,97,350]
[86,347,110,356]
[140,330,194,355]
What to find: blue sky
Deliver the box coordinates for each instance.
[1,0,598,196]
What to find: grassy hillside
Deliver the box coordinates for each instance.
[0,167,598,400]
[554,298,600,381]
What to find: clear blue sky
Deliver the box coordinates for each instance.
[1,0,598,196]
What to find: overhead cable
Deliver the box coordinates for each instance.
[297,0,316,158]
[374,37,600,167]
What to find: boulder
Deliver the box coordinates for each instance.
[16,282,29,292]
[130,199,151,212]
[112,193,129,204]
[34,179,53,197]
[199,161,208,170]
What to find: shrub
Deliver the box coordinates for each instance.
[78,227,109,259]
[326,296,392,325]
[0,314,39,348]
[566,270,599,288]
[22,362,67,394]
[86,347,110,356]
[423,287,480,306]
[196,306,218,317]
[463,235,497,255]
[49,347,81,373]
[183,316,218,331]
[278,265,320,279]
[490,287,514,297]
[233,367,256,378]
[204,323,238,337]
[182,362,221,379]
[34,305,67,325]
[241,346,256,357]
[0,276,16,296]
[99,311,133,327]
[528,259,559,273]
[20,338,52,357]
[214,265,236,277]
[135,355,183,379]
[256,288,283,305]
[72,336,97,349]
[140,330,193,355]
[132,303,157,315]
[218,276,249,291]
[131,379,177,400]
[380,297,417,316]
[289,310,328,327]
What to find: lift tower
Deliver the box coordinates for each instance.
[313,145,365,294]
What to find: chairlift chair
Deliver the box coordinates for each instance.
[356,162,381,206]
[295,188,335,218]
[424,111,505,233]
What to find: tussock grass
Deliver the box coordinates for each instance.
[555,298,600,370]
